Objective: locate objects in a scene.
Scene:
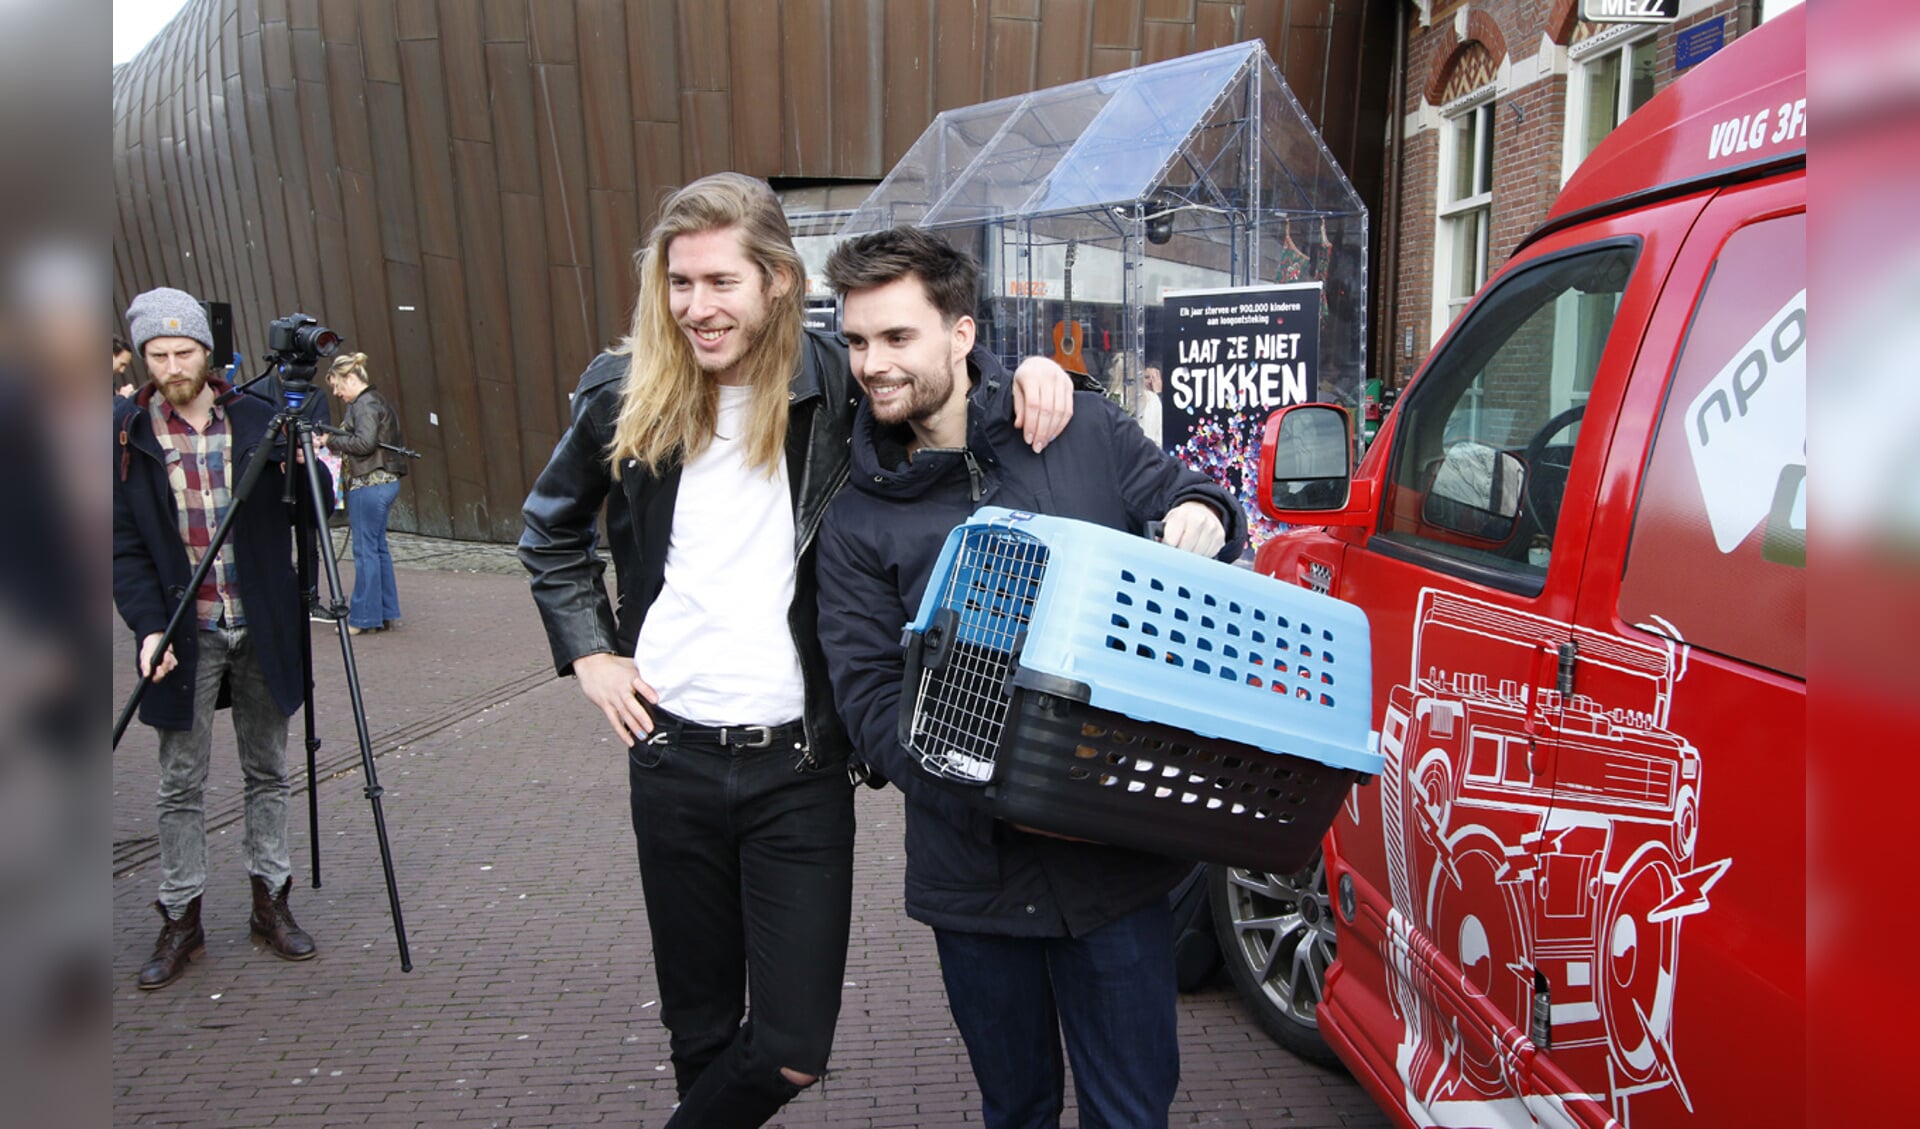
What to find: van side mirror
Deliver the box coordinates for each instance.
[1259,404,1371,522]
[1420,441,1526,541]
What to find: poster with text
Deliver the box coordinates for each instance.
[1161,282,1322,548]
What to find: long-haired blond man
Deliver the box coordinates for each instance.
[520,173,1075,1127]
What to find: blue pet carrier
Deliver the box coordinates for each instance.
[898,507,1379,872]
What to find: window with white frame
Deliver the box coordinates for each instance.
[1565,29,1656,178]
[1435,90,1495,336]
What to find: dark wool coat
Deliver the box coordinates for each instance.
[114,383,331,729]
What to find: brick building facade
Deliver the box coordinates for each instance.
[1384,0,1760,392]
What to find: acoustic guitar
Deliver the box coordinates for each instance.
[1049,240,1088,376]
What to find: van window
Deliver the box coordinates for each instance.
[1378,244,1638,588]
[1618,212,1805,677]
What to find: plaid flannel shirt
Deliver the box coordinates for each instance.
[150,396,246,630]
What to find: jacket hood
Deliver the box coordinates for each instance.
[847,347,1012,502]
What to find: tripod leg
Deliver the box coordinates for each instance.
[295,499,323,889]
[295,425,412,972]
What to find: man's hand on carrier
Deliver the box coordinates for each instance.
[574,651,659,746]
[1010,356,1075,452]
[139,633,177,682]
[1159,501,1227,558]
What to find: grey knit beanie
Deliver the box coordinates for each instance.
[127,287,213,352]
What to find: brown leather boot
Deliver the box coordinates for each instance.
[249,875,317,961]
[137,896,204,990]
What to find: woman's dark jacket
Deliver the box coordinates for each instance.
[113,382,331,729]
[330,387,407,481]
[816,351,1247,938]
[518,329,860,764]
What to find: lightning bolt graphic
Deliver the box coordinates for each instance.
[1632,999,1695,1113]
[1648,858,1731,923]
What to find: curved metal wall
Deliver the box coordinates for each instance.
[113,0,1391,540]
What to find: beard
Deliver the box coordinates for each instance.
[865,364,956,427]
[681,300,774,386]
[158,356,211,408]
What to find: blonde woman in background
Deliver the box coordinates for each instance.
[1107,352,1164,447]
[1135,365,1164,448]
[321,353,407,635]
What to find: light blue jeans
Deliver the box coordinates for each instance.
[154,626,292,913]
[346,479,401,629]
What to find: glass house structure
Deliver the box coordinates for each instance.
[839,41,1368,425]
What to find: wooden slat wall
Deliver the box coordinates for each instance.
[114,0,1392,541]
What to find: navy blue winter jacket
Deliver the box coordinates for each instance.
[817,348,1247,937]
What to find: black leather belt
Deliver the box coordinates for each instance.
[645,705,806,752]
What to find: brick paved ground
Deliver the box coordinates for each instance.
[111,541,1392,1128]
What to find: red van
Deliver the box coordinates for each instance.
[1224,8,1805,1126]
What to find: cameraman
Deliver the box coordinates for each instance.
[112,287,328,990]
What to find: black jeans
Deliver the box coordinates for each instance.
[628,723,855,1128]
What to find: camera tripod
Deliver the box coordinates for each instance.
[112,360,414,971]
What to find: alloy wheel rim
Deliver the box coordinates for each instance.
[1224,854,1336,1027]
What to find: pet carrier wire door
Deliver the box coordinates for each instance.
[899,508,1380,872]
[898,522,1051,785]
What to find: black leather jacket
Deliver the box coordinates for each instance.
[519,329,858,765]
[332,387,407,482]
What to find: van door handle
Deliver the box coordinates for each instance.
[1525,641,1559,746]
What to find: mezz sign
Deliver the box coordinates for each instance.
[1581,0,1679,23]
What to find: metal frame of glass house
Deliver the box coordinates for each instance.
[839,41,1367,418]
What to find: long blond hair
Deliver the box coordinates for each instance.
[609,173,801,479]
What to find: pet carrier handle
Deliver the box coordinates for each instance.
[898,607,960,749]
[1144,520,1165,543]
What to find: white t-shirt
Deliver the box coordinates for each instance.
[634,384,806,726]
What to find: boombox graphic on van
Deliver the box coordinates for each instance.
[1375,590,1732,1127]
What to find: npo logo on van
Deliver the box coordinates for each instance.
[1686,290,1806,554]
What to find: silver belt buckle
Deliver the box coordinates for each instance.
[726,725,774,749]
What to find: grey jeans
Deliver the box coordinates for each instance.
[154,626,293,913]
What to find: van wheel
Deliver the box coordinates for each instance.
[1208,854,1342,1068]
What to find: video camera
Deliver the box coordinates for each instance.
[265,313,341,383]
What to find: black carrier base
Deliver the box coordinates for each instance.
[980,686,1360,873]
